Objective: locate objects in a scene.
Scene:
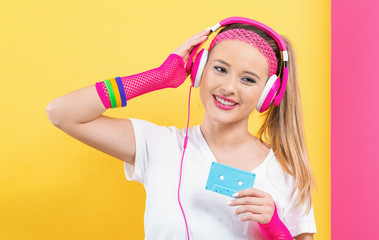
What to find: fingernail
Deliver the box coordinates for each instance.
[228,201,232,205]
[205,26,212,31]
[232,192,238,197]
[201,36,208,39]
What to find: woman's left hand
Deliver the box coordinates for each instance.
[172,27,211,63]
[229,188,275,224]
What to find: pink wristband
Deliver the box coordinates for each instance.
[258,204,293,240]
[96,81,111,109]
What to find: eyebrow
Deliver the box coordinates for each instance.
[213,59,261,80]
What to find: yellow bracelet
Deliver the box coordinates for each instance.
[109,78,122,108]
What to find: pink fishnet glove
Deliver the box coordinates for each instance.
[258,204,293,240]
[96,53,187,108]
[122,53,186,99]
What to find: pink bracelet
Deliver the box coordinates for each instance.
[95,81,111,109]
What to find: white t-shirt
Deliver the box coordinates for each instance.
[124,119,317,239]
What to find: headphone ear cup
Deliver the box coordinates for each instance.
[185,43,201,74]
[256,75,281,113]
[191,49,208,88]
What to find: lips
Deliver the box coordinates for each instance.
[214,95,238,104]
[213,95,239,110]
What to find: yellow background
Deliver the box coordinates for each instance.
[0,0,330,239]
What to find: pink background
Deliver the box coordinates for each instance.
[332,0,379,238]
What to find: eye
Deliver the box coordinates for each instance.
[242,77,256,84]
[214,66,227,73]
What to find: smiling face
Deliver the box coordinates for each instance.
[199,39,270,126]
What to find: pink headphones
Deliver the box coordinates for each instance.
[185,17,289,113]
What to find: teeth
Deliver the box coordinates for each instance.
[215,96,237,106]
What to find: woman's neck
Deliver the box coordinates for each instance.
[200,115,253,150]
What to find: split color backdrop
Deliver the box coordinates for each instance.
[0,0,330,239]
[331,0,379,238]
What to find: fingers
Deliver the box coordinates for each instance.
[238,212,271,223]
[187,27,211,49]
[192,27,212,39]
[233,188,269,198]
[239,213,262,222]
[232,202,274,224]
[192,35,208,47]
[234,205,265,215]
[172,27,212,62]
[228,188,275,224]
[185,36,208,55]
[229,197,265,206]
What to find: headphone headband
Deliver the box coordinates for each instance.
[218,17,287,51]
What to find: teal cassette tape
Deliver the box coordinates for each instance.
[205,162,256,198]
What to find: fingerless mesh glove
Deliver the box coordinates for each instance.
[258,204,293,240]
[96,53,187,109]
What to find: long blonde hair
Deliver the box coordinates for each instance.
[219,24,316,214]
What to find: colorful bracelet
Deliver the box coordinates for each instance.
[95,81,111,109]
[115,76,127,107]
[109,78,122,108]
[104,79,117,109]
[96,77,128,109]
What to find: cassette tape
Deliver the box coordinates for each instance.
[205,162,256,198]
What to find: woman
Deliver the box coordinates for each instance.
[46,17,317,239]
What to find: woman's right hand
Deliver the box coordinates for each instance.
[172,27,212,64]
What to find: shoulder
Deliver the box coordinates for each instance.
[129,118,179,134]
[259,151,298,206]
[128,119,201,144]
[127,119,182,147]
[266,151,296,188]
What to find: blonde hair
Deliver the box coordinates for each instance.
[219,24,316,214]
[258,35,316,215]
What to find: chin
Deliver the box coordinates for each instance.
[205,109,247,126]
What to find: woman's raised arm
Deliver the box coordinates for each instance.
[45,84,136,165]
[45,27,211,165]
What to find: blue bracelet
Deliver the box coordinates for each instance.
[115,76,127,107]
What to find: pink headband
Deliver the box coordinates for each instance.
[209,28,278,76]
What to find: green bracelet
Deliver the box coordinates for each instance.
[104,79,117,109]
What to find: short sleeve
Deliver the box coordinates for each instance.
[123,118,173,185]
[282,190,317,237]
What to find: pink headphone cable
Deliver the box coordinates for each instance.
[177,85,193,240]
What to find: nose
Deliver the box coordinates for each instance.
[220,75,238,94]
